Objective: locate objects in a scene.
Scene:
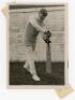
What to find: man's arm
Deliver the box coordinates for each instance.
[29,16,46,33]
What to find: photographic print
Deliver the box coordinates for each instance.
[8,4,67,87]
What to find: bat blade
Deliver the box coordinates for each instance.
[46,43,52,74]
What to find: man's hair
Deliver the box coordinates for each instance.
[39,8,48,16]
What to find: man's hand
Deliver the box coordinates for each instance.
[43,30,51,43]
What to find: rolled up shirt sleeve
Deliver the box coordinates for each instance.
[29,15,45,33]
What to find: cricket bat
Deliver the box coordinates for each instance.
[43,30,52,74]
[46,41,52,74]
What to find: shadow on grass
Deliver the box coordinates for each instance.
[9,61,65,85]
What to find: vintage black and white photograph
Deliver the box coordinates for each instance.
[8,4,67,86]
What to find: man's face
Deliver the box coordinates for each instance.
[39,13,47,21]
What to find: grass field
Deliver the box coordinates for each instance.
[9,62,64,85]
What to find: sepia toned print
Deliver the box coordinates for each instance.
[8,4,67,87]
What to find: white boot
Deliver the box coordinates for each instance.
[32,74,40,81]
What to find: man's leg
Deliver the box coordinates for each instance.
[23,61,30,72]
[24,46,40,81]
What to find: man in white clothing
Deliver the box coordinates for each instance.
[24,8,48,81]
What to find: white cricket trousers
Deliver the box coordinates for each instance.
[25,46,37,75]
